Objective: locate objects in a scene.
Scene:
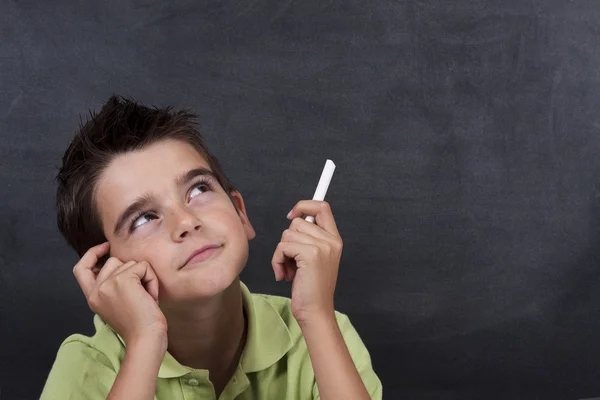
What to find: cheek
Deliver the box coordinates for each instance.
[217,209,247,236]
[136,239,164,265]
[116,238,165,268]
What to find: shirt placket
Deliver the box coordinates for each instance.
[180,372,215,400]
[219,366,250,399]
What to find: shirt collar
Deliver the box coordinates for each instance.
[112,281,292,378]
[239,281,293,373]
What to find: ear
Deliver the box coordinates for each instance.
[230,191,256,240]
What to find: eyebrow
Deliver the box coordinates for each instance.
[112,167,217,235]
[174,167,216,188]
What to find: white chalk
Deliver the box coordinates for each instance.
[305,159,336,223]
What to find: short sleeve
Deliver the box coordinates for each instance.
[312,312,383,400]
[40,339,117,400]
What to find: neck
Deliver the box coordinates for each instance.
[162,279,247,378]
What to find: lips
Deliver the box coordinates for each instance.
[181,244,222,269]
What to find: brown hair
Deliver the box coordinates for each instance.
[56,95,236,259]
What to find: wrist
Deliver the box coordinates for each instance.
[296,307,336,330]
[128,330,168,354]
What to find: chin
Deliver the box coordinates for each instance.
[195,270,240,297]
[163,261,244,303]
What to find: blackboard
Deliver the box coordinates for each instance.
[2,1,600,398]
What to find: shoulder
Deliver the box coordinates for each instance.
[40,315,124,399]
[250,291,357,347]
[251,291,382,399]
[55,314,123,365]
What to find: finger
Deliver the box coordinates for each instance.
[272,258,285,282]
[272,242,298,281]
[281,227,328,247]
[286,218,335,243]
[118,261,160,303]
[96,257,129,284]
[272,241,316,271]
[73,242,110,298]
[287,200,340,237]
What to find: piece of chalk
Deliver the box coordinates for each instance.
[305,159,336,223]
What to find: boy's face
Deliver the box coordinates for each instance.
[94,139,255,305]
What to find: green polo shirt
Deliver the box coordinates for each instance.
[41,282,382,399]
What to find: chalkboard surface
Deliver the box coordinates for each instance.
[2,1,600,399]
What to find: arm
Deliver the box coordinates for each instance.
[301,312,373,400]
[65,242,169,399]
[272,201,380,400]
[107,335,166,400]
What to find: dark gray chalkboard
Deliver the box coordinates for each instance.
[2,1,600,399]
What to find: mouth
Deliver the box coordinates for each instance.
[181,244,223,269]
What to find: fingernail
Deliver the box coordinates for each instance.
[286,210,293,219]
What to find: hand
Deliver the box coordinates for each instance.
[272,200,343,325]
[73,242,168,350]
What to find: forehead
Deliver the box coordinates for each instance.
[95,139,211,222]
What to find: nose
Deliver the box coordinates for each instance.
[170,206,202,241]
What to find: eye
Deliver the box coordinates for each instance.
[131,212,158,230]
[189,180,212,200]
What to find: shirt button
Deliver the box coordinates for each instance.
[187,378,199,386]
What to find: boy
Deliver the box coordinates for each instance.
[41,96,382,399]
